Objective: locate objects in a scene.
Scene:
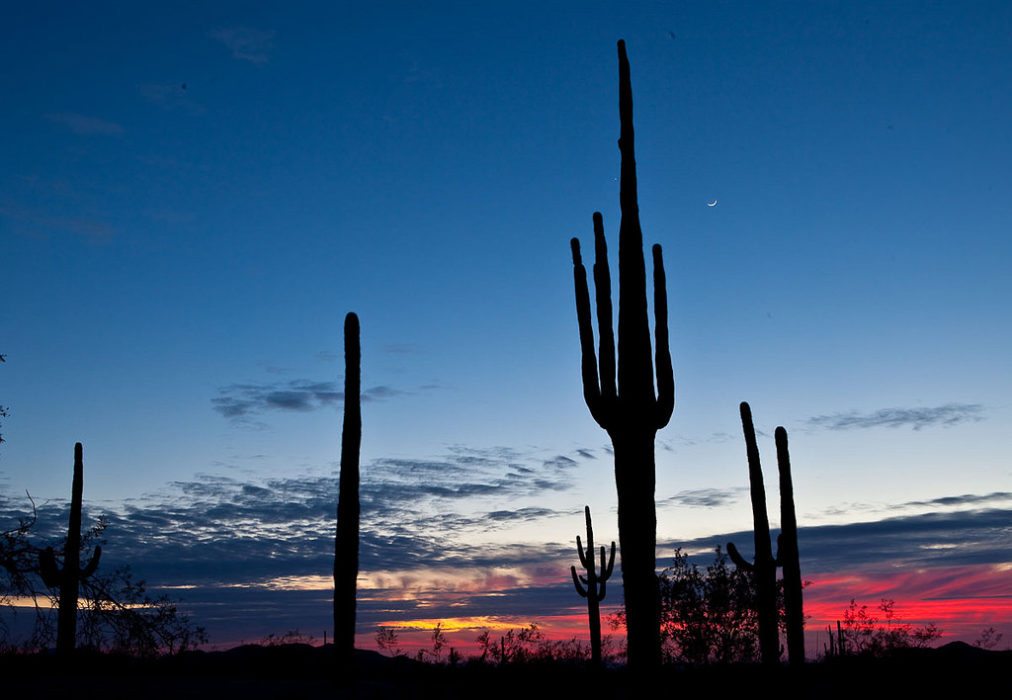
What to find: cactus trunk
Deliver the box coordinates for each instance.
[569,40,674,671]
[39,442,101,657]
[60,442,85,655]
[740,402,779,665]
[776,427,805,665]
[334,312,361,668]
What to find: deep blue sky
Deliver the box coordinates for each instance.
[2,2,1010,647]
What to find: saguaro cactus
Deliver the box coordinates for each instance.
[775,425,805,666]
[334,312,361,668]
[727,402,805,666]
[570,505,615,666]
[39,442,101,656]
[569,40,674,670]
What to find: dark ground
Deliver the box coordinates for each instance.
[3,642,1009,699]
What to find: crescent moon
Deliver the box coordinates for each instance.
[707,200,718,207]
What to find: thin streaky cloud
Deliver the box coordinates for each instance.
[900,491,1012,509]
[137,83,204,114]
[659,487,746,509]
[211,27,275,64]
[212,380,419,419]
[45,112,123,135]
[806,403,984,431]
[0,203,115,242]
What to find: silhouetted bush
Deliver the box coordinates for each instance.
[836,599,941,656]
[611,547,773,665]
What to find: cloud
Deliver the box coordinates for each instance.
[7,482,1009,648]
[0,444,579,589]
[0,203,115,243]
[806,403,984,431]
[484,507,574,523]
[211,27,275,64]
[900,492,1012,509]
[673,508,1012,575]
[137,83,203,114]
[211,380,409,419]
[45,113,123,135]
[659,487,746,509]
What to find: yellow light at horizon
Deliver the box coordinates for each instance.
[379,616,532,633]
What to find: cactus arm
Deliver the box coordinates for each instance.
[726,542,755,572]
[81,545,102,578]
[583,506,596,568]
[603,542,616,580]
[652,244,674,428]
[571,239,609,428]
[576,534,587,568]
[592,213,617,401]
[39,546,62,588]
[597,578,607,602]
[571,566,588,597]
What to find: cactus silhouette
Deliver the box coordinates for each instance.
[569,40,674,670]
[39,442,101,656]
[334,312,361,669]
[570,505,615,666]
[727,402,805,665]
[775,425,805,665]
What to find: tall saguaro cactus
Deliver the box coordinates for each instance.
[334,312,361,668]
[570,505,615,666]
[727,402,805,666]
[569,40,674,670]
[39,442,101,656]
[775,425,805,665]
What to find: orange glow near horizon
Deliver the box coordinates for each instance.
[184,561,1009,655]
[353,563,1011,656]
[800,563,1012,647]
[359,612,618,656]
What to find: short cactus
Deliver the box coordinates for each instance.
[39,442,101,656]
[570,505,615,666]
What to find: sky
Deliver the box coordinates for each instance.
[2,1,1010,655]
